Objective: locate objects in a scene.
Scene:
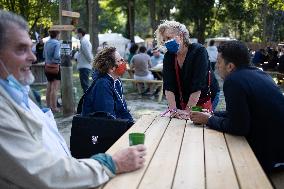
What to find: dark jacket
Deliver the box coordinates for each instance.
[208,66,284,172]
[163,43,210,109]
[81,72,133,123]
[279,54,284,73]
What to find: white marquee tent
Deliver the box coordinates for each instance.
[43,33,145,56]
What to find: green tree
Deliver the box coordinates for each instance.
[176,0,215,43]
[0,0,58,36]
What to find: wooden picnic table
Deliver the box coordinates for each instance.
[100,114,273,189]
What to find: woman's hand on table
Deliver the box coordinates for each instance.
[161,108,190,120]
[174,109,190,120]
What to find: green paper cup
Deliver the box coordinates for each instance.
[129,133,145,146]
[191,106,202,112]
[191,106,202,125]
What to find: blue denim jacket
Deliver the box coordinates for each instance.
[43,39,61,64]
[82,72,133,123]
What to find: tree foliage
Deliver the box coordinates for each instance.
[1,0,284,43]
[176,0,215,43]
[0,0,58,36]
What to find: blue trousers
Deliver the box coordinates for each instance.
[79,68,91,93]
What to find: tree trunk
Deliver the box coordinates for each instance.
[195,18,206,44]
[88,0,93,50]
[238,21,244,41]
[261,1,268,42]
[127,0,135,42]
[59,0,75,116]
[148,0,157,36]
[88,0,99,55]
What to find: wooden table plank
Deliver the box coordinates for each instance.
[172,122,205,189]
[225,134,273,189]
[138,118,186,189]
[204,129,239,189]
[102,116,171,189]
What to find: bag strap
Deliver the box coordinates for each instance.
[174,55,184,104]
[77,74,98,114]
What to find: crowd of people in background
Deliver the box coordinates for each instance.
[252,46,284,73]
[26,13,284,115]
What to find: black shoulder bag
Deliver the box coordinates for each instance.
[70,78,131,158]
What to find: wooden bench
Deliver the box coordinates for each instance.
[120,78,163,102]
[99,115,275,189]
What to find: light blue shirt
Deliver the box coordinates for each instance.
[150,54,164,67]
[43,38,61,64]
[0,78,30,110]
[0,78,71,157]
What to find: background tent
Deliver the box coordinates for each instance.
[43,33,145,57]
[98,33,130,56]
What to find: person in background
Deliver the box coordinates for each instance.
[0,10,146,188]
[155,20,212,118]
[130,46,154,94]
[150,47,164,68]
[150,47,164,96]
[278,47,284,73]
[43,30,61,112]
[127,43,139,64]
[36,36,45,63]
[263,48,278,71]
[76,27,93,93]
[97,41,109,53]
[190,41,284,173]
[252,48,266,66]
[82,47,134,124]
[206,40,218,71]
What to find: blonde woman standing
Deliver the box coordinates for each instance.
[156,20,212,119]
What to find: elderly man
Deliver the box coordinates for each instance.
[190,41,284,173]
[0,10,146,188]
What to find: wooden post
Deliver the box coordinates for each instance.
[59,0,75,116]
[88,0,99,55]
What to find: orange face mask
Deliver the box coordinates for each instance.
[114,62,127,76]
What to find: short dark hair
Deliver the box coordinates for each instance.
[94,47,116,74]
[218,41,250,67]
[209,40,215,46]
[77,28,86,36]
[129,43,138,54]
[139,46,147,53]
[49,30,59,38]
[0,10,28,49]
[152,47,159,52]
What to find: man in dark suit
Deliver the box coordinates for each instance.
[190,41,284,173]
